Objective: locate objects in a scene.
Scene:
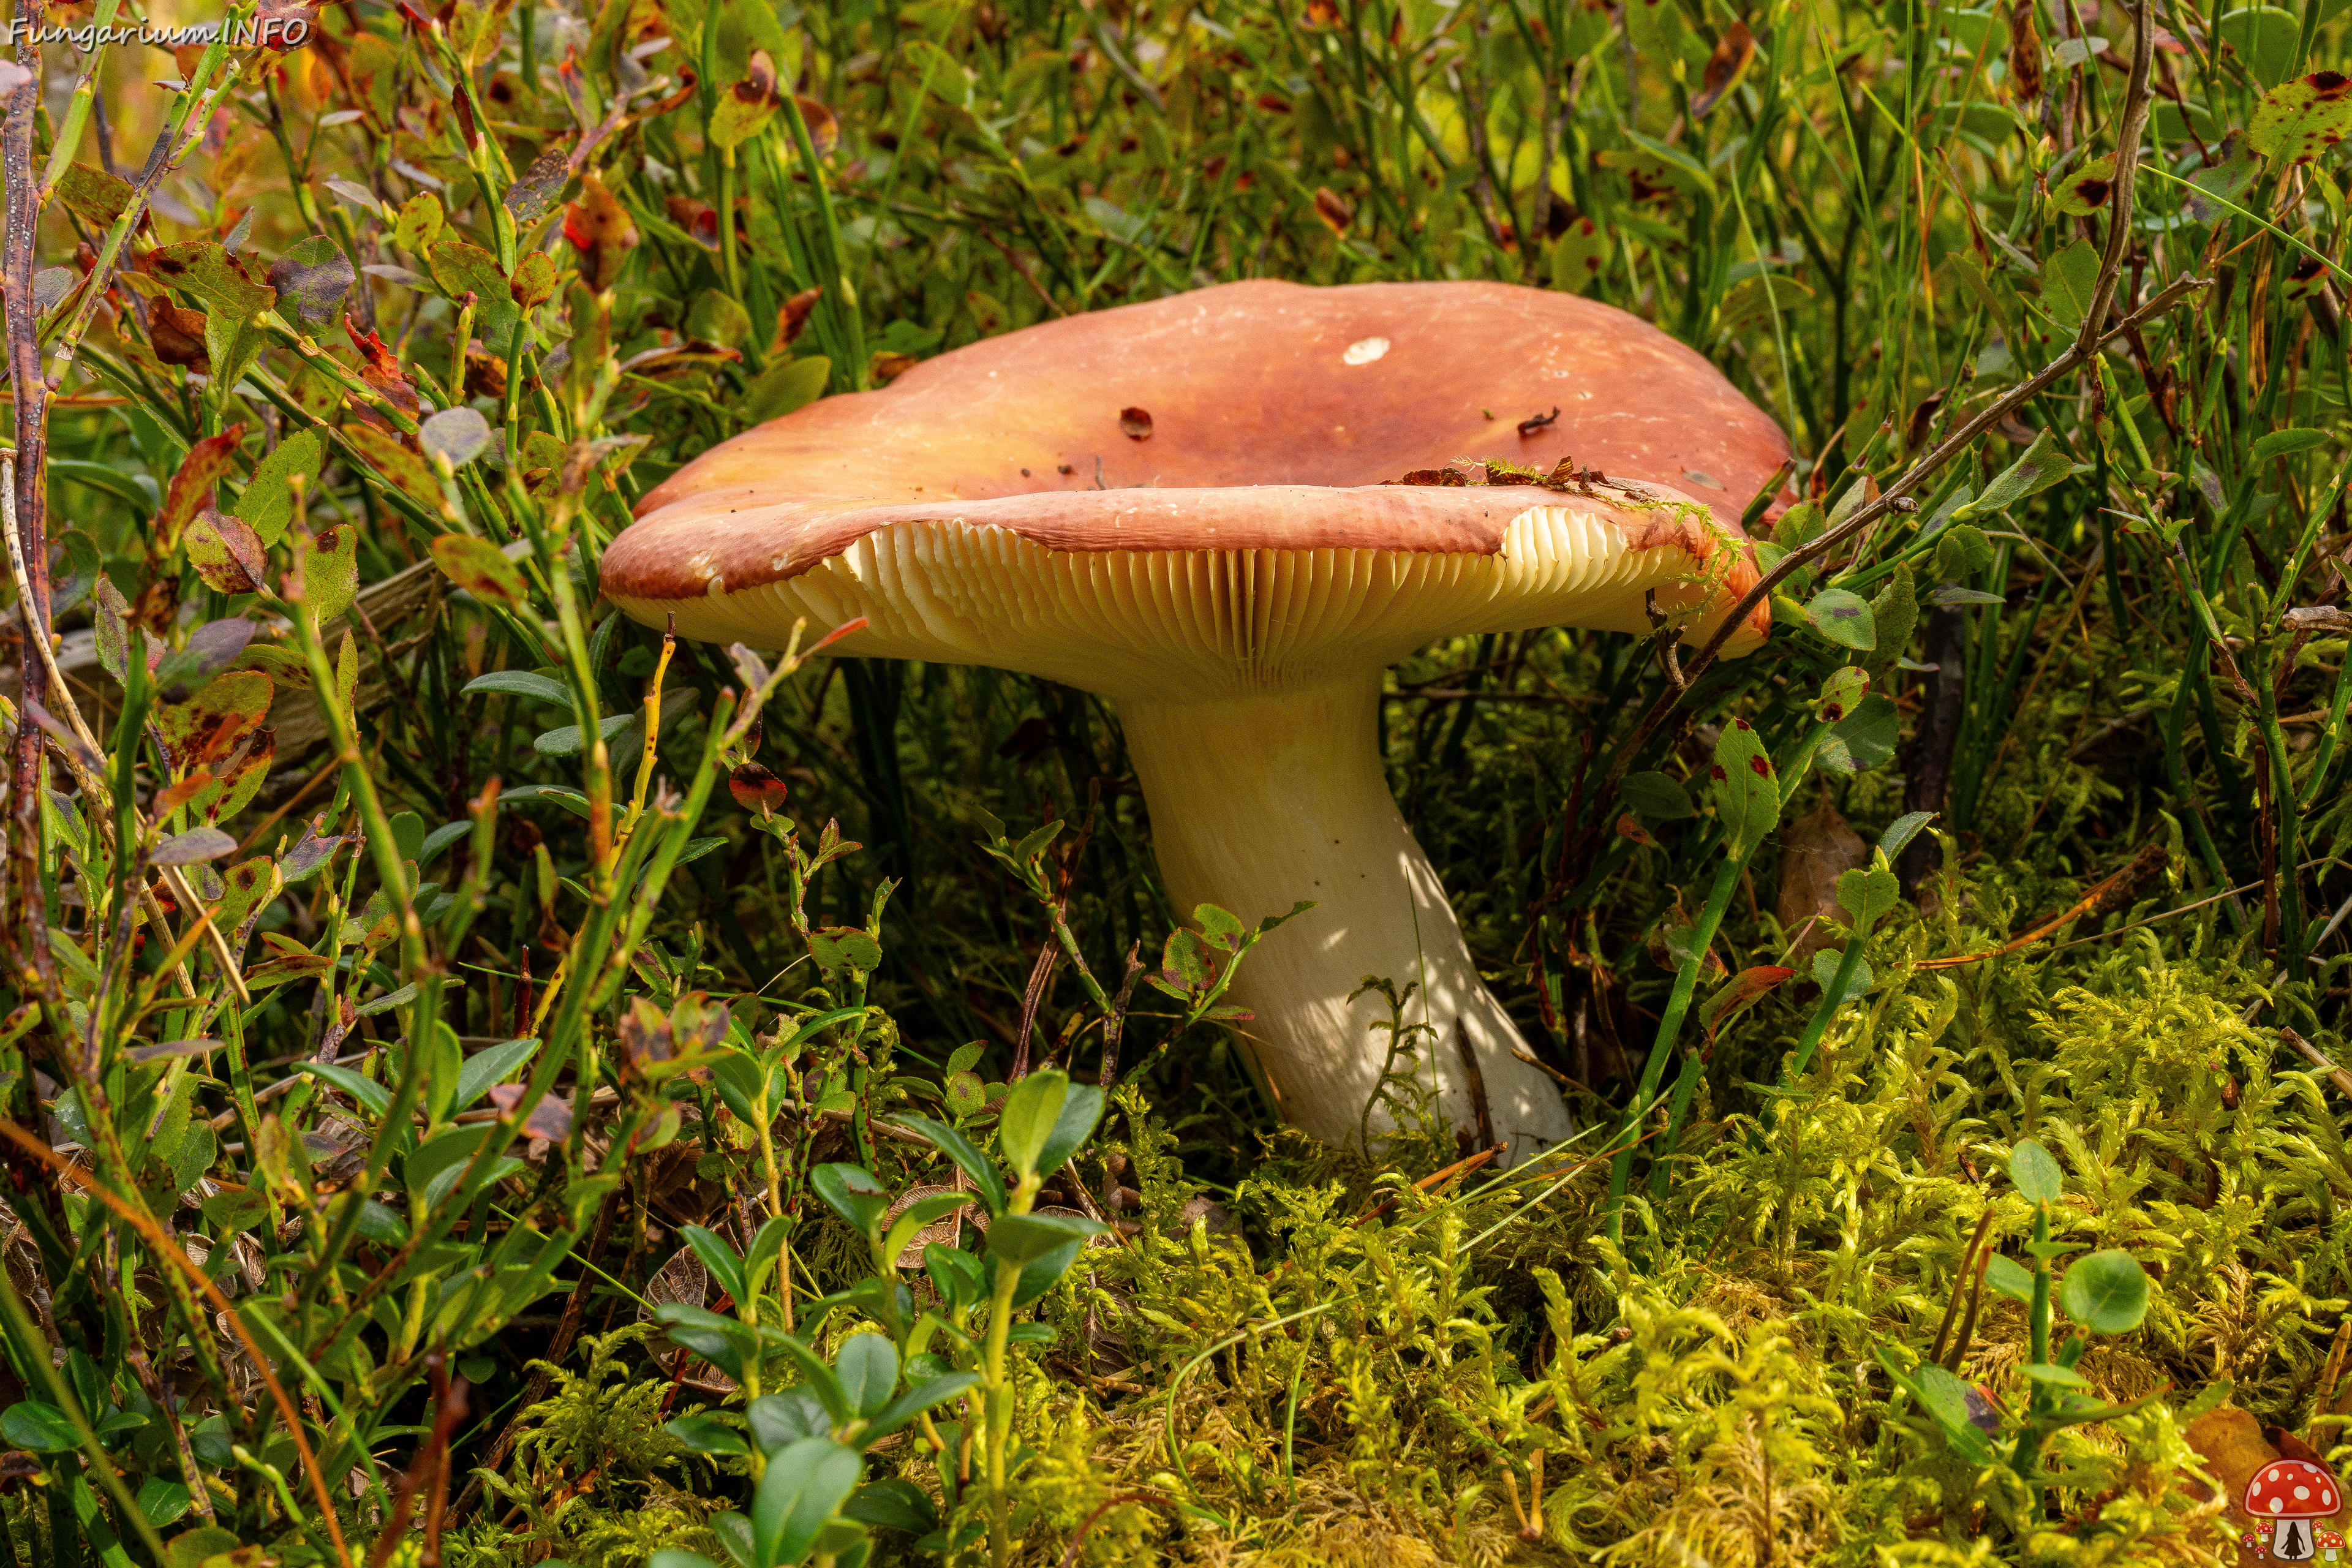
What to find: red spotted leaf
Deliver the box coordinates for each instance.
[345,314,422,418]
[186,507,268,593]
[563,171,638,293]
[157,424,247,554]
[1709,718,1781,858]
[154,669,273,773]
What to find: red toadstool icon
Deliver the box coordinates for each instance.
[2244,1457,2340,1561]
[2318,1526,2343,1562]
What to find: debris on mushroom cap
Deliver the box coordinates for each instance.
[602,279,1787,675]
[2245,1457,2341,1517]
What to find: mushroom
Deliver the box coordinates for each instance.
[603,279,1787,1160]
[2244,1457,2340,1561]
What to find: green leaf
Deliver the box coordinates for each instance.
[1808,948,1872,1004]
[1985,1253,2036,1302]
[148,241,274,322]
[835,1335,899,1419]
[2248,70,2352,164]
[1031,1082,1104,1180]
[2038,238,2101,333]
[301,524,361,627]
[742,356,832,424]
[1869,1346,1993,1466]
[750,1436,862,1567]
[533,712,635,758]
[810,1165,892,1238]
[889,1114,1009,1216]
[1621,771,1696,820]
[652,1303,751,1381]
[500,783,591,818]
[1803,588,1877,650]
[426,238,521,345]
[2185,130,2265,222]
[1005,1238,1085,1308]
[880,1194,973,1273]
[271,235,356,328]
[985,1210,1106,1266]
[136,1478,192,1526]
[748,1389,833,1453]
[2049,153,2117,217]
[1817,666,1869,722]
[1931,522,1994,581]
[679,1224,749,1307]
[1868,565,1918,658]
[2021,1362,2092,1388]
[232,429,323,548]
[2219,6,2302,85]
[454,1038,537,1111]
[0,1401,80,1452]
[164,1527,244,1568]
[1959,428,2086,519]
[298,1061,390,1118]
[2253,427,2331,463]
[2010,1138,2065,1204]
[202,1189,269,1235]
[808,927,883,974]
[1880,811,1936,860]
[745,1215,794,1299]
[1835,861,1900,931]
[665,1414,749,1456]
[1548,214,1610,293]
[997,1070,1071,1181]
[1708,719,1780,857]
[56,162,133,228]
[842,1477,939,1534]
[461,670,575,705]
[2058,1250,2150,1334]
[431,533,530,608]
[859,1373,979,1447]
[925,1245,984,1310]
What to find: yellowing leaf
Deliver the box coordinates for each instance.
[2248,70,2352,165]
[431,534,530,609]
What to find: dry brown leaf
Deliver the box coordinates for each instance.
[1774,797,1866,970]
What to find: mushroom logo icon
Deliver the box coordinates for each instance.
[2318,1527,2343,1561]
[2244,1457,2340,1561]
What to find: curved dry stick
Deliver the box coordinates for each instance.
[0,1117,353,1568]
[1054,1490,1177,1568]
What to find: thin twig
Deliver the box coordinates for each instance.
[2278,1027,2352,1102]
[2,13,48,993]
[1054,1490,1177,1568]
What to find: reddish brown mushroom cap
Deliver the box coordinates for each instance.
[601,279,1785,684]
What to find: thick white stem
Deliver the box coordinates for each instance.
[1118,671,1574,1161]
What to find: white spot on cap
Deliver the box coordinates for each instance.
[706,575,726,597]
[1343,336,1389,366]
